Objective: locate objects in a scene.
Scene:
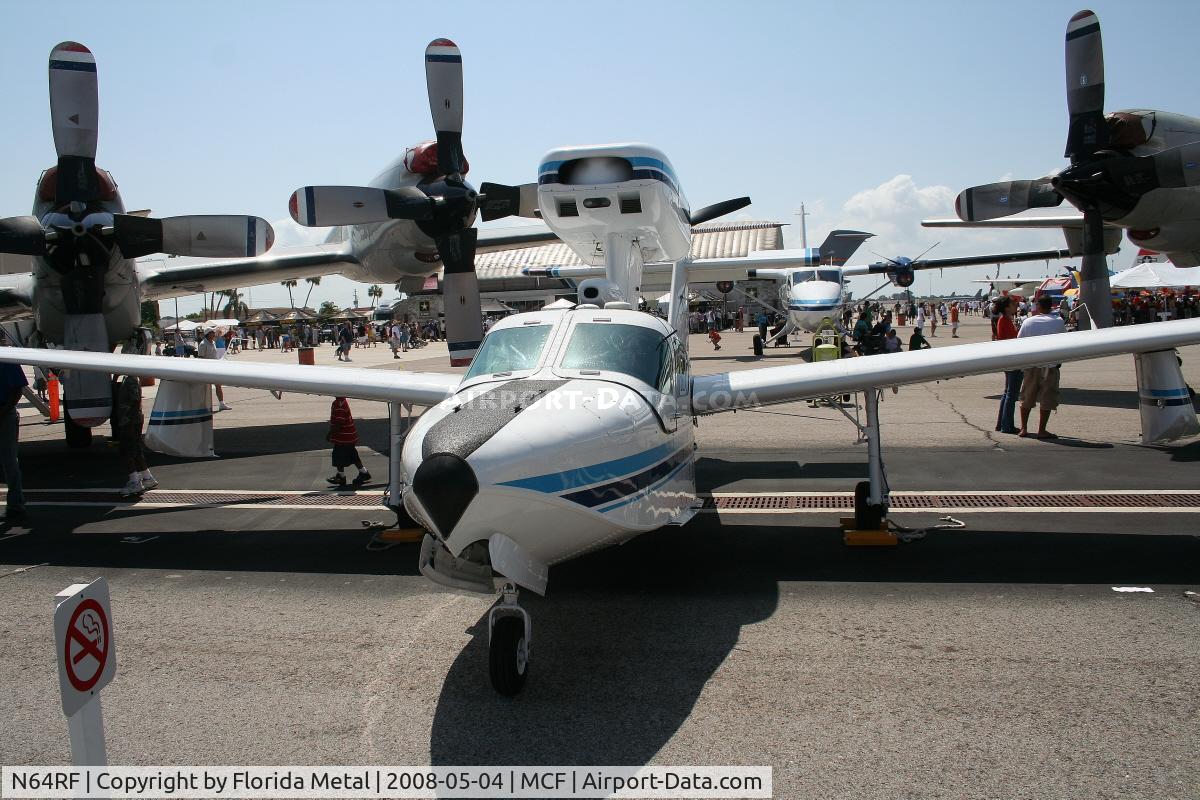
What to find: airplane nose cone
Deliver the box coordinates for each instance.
[412,453,478,536]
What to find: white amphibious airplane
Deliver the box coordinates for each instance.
[6,139,1200,695]
[0,43,277,445]
[924,10,1200,329]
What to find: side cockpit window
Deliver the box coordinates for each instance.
[464,325,552,379]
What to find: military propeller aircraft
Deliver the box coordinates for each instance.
[931,10,1200,329]
[0,42,276,445]
[7,132,1200,695]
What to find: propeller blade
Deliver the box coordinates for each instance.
[478,182,539,222]
[955,179,1062,221]
[49,42,102,204]
[1075,207,1113,329]
[114,215,274,259]
[0,216,48,256]
[689,197,752,226]
[436,228,483,367]
[49,42,98,160]
[425,39,465,177]
[1064,10,1108,161]
[288,186,434,227]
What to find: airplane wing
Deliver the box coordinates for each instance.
[0,274,34,322]
[922,214,1123,258]
[841,248,1072,277]
[138,243,361,301]
[0,347,459,407]
[921,214,1095,229]
[692,319,1200,413]
[138,227,560,302]
[475,226,559,253]
[519,249,814,283]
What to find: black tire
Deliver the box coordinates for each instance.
[752,335,764,357]
[489,615,528,696]
[854,480,883,530]
[63,405,92,449]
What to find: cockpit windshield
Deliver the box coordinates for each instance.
[793,269,842,283]
[464,324,552,379]
[559,323,667,387]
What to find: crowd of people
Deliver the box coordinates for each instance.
[157,317,450,362]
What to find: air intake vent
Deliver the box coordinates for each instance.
[620,195,642,214]
[557,200,578,217]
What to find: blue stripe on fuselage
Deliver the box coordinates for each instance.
[498,441,678,494]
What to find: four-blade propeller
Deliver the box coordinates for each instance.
[953,11,1200,328]
[0,42,274,269]
[288,39,538,366]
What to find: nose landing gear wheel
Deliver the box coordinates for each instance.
[489,615,528,696]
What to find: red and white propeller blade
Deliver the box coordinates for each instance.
[114,215,274,259]
[48,41,99,161]
[425,39,465,176]
[289,186,434,227]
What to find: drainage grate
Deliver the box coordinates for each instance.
[705,492,1200,511]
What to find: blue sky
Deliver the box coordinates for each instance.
[2,0,1198,311]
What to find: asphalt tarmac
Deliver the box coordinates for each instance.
[1,317,1198,799]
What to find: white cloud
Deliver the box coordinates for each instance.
[795,174,1081,295]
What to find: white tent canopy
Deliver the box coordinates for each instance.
[1111,261,1200,289]
[543,298,575,309]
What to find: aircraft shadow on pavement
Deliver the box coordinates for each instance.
[695,456,866,489]
[430,522,780,767]
[430,516,1200,766]
[16,419,398,481]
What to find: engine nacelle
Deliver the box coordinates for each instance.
[576,278,625,307]
[536,144,692,267]
[1127,223,1200,254]
[888,265,915,288]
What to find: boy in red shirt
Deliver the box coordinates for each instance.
[327,396,371,487]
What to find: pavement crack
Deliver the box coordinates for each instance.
[0,561,48,580]
[922,384,1004,450]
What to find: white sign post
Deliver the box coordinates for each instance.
[53,578,116,766]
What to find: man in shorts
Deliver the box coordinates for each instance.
[1017,296,1067,439]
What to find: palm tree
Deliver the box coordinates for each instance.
[367,284,383,308]
[318,300,340,321]
[302,276,321,309]
[281,279,298,308]
[221,289,247,319]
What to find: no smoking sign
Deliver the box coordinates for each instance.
[54,578,116,716]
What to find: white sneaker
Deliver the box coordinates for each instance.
[120,479,145,497]
[218,402,232,411]
[140,473,159,490]
[343,357,352,362]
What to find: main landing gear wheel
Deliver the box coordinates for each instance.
[854,480,884,530]
[752,334,764,357]
[488,582,530,696]
[63,404,92,449]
